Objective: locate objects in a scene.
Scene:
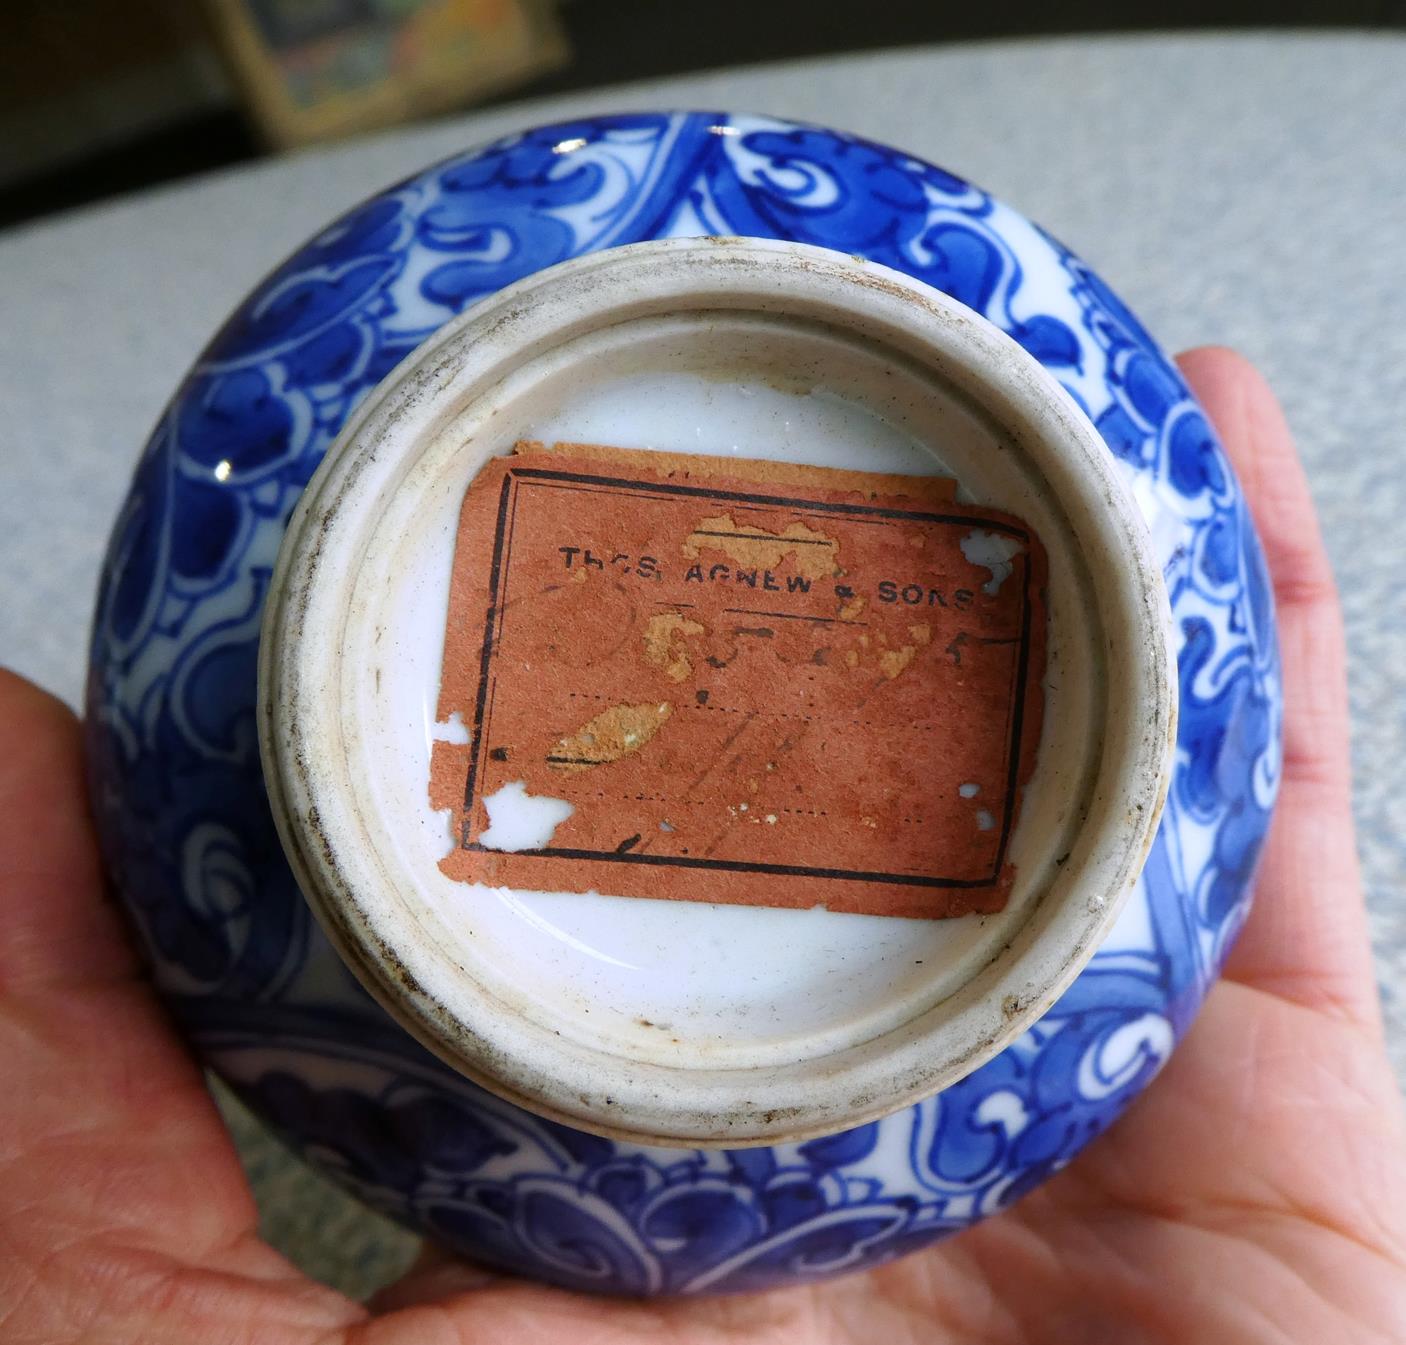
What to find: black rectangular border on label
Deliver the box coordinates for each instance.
[458,466,1034,889]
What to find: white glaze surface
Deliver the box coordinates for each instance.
[260,240,1174,1142]
[350,324,1092,1064]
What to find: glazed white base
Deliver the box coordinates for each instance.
[261,239,1173,1142]
[353,315,1096,1067]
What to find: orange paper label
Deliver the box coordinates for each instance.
[429,443,1047,918]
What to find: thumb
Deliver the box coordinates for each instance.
[0,670,136,994]
[0,669,362,1342]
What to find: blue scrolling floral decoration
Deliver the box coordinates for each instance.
[86,112,1280,1295]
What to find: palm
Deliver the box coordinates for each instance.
[4,351,1404,1345]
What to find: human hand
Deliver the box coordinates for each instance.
[3,348,1404,1343]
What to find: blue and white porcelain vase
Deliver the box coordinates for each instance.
[85,113,1281,1296]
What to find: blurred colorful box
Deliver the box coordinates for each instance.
[206,0,568,146]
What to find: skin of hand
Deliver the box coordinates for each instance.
[2,348,1404,1345]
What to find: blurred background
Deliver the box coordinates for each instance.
[5,0,1405,230]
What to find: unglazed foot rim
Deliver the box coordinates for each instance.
[258,236,1176,1146]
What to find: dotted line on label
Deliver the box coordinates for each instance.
[555,790,944,826]
[557,692,942,821]
[562,689,945,731]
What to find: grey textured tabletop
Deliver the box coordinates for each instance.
[2,32,1403,1298]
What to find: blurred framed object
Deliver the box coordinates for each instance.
[205,0,568,147]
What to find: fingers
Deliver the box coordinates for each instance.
[0,673,275,1308]
[1175,348,1376,1032]
[368,1244,499,1313]
[0,669,139,997]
